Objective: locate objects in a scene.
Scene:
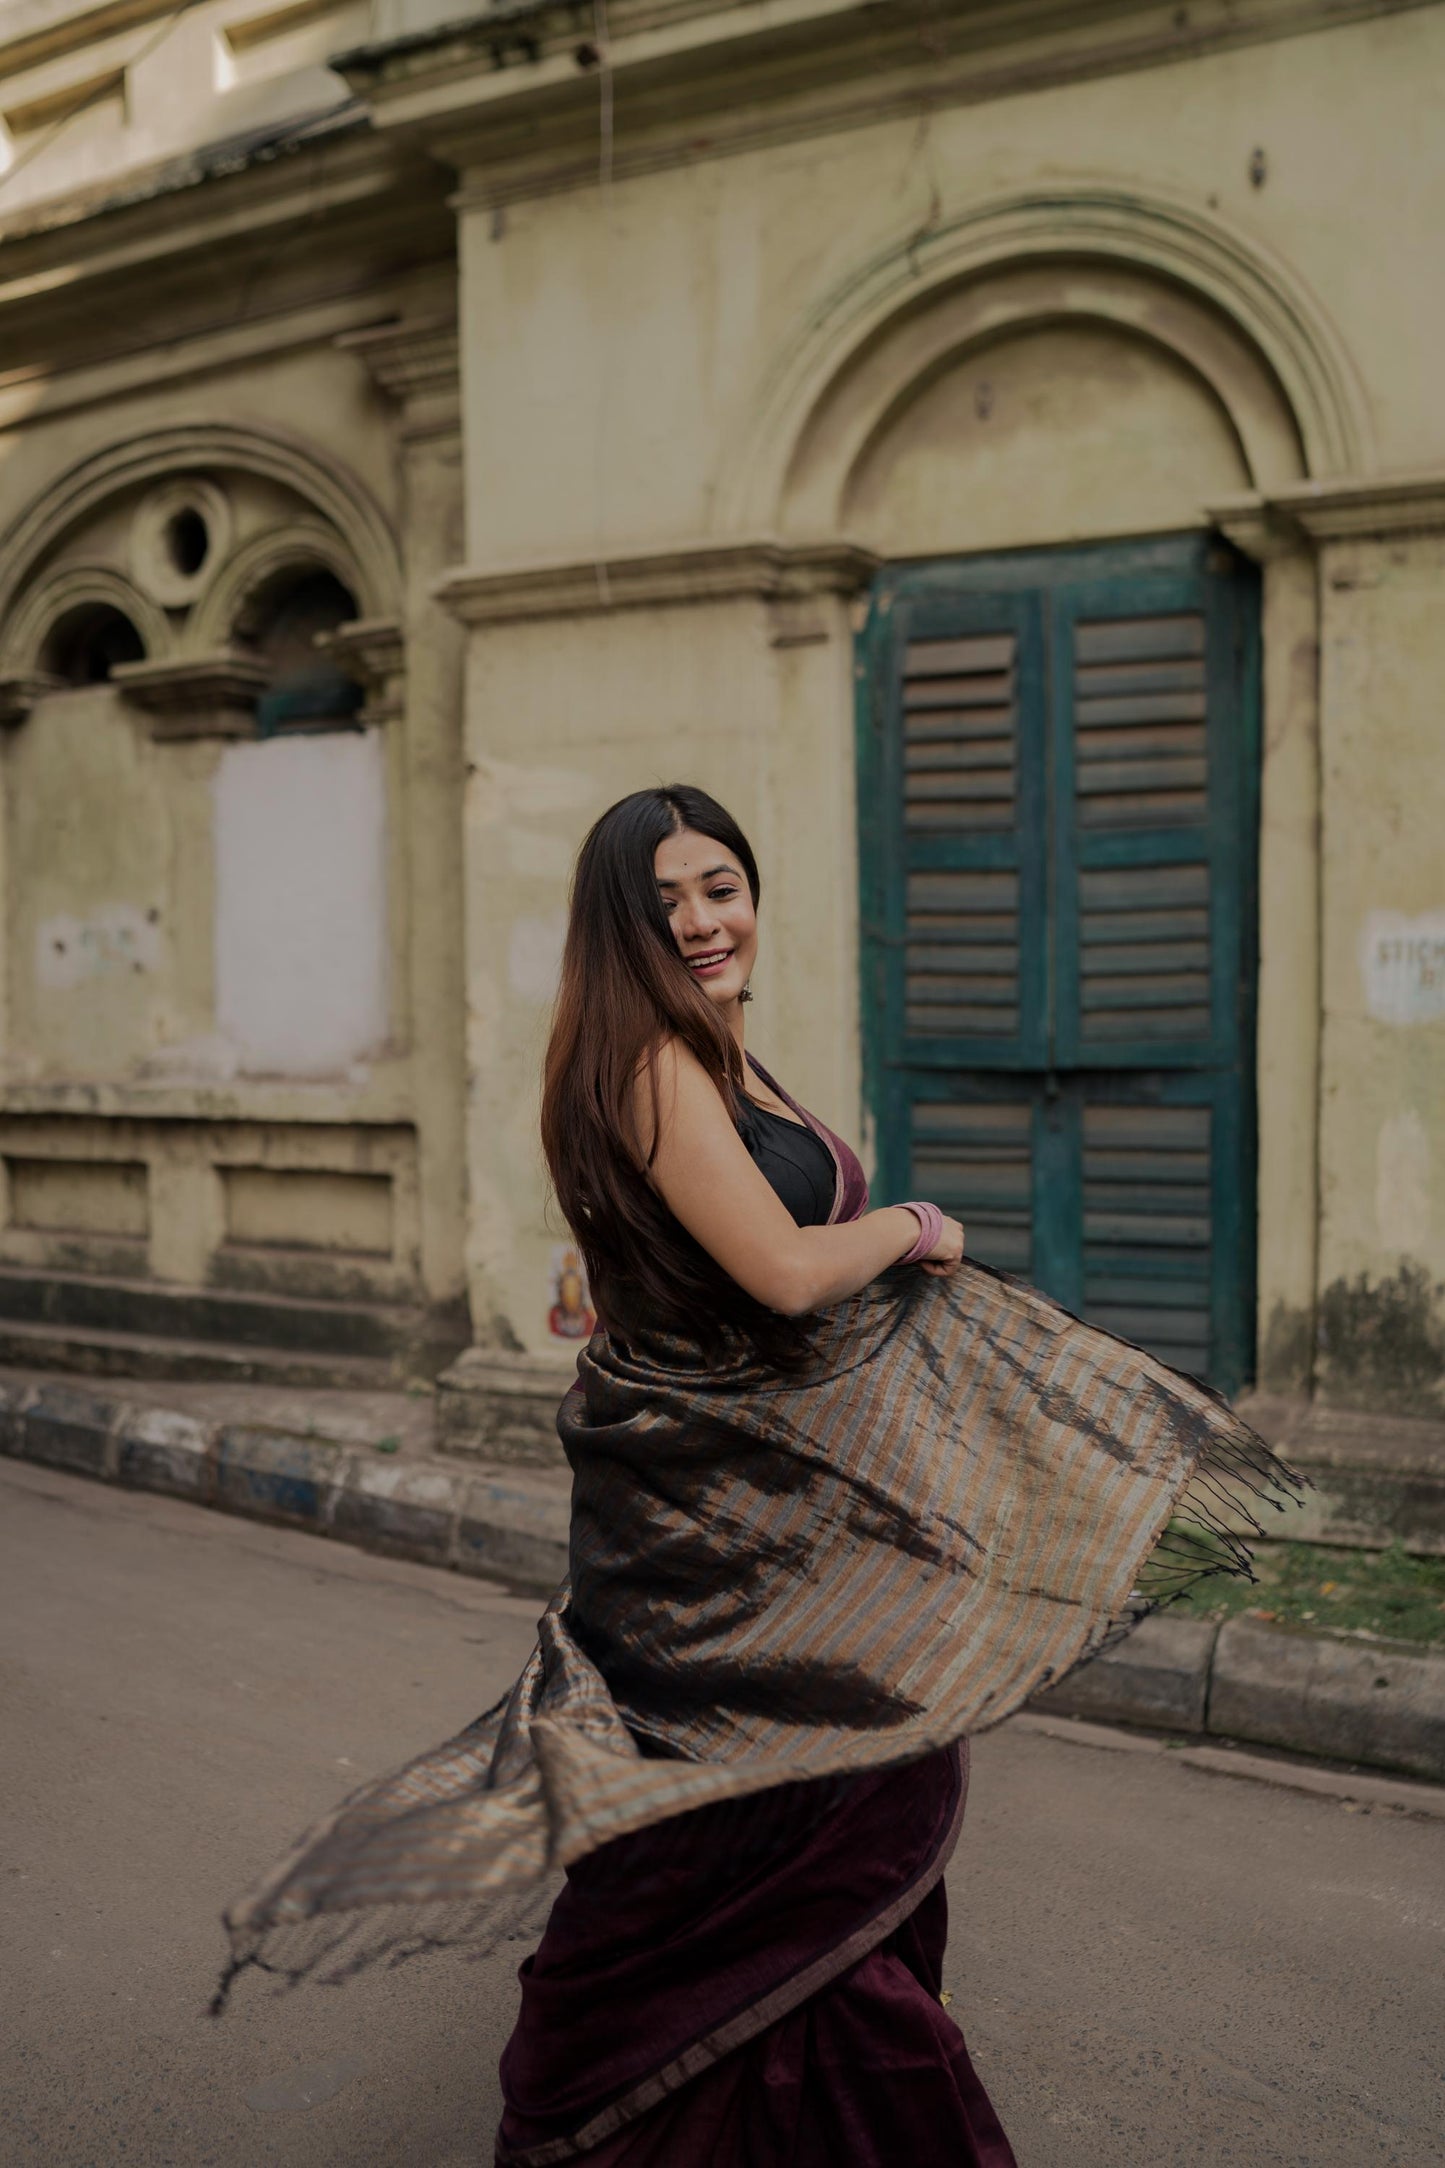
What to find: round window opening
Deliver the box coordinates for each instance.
[129,478,231,608]
[165,506,210,579]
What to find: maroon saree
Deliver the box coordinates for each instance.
[496,1741,1014,2166]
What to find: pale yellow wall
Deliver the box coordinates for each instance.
[460,10,1445,565]
[451,3,1444,1385]
[1318,534,1445,1289]
[6,686,211,1080]
[842,322,1251,556]
[455,587,861,1350]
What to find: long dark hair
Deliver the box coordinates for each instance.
[541,784,814,1370]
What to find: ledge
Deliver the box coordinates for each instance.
[0,671,60,727]
[111,653,270,740]
[1211,469,1445,559]
[433,539,880,626]
[435,1343,580,1464]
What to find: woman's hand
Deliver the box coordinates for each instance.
[918,1215,965,1277]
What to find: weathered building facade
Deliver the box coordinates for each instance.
[0,0,1441,1510]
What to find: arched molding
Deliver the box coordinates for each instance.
[0,423,401,633]
[721,185,1373,535]
[2,562,171,678]
[189,522,365,654]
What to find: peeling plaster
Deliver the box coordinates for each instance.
[35,905,163,991]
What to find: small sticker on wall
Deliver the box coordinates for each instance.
[548,1244,596,1341]
[1360,911,1445,1027]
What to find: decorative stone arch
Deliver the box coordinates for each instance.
[189,522,365,654]
[0,421,401,634]
[2,563,172,680]
[720,184,1373,536]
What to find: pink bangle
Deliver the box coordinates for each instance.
[897,1200,944,1265]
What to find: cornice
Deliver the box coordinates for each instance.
[336,315,461,442]
[1210,473,1445,560]
[1270,472,1445,542]
[334,0,1440,202]
[0,119,451,331]
[433,539,880,625]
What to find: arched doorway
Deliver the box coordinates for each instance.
[758,201,1335,1394]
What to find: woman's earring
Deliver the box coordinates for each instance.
[739,982,753,1004]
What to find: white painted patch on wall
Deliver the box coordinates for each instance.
[1375,1109,1431,1256]
[507,911,567,1005]
[35,904,163,991]
[214,732,388,1075]
[1359,910,1445,1026]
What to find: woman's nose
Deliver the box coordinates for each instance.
[676,896,717,940]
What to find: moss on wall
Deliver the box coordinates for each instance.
[1316,1261,1445,1419]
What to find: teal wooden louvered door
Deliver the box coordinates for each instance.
[858,535,1260,1394]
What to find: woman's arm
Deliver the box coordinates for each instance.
[637,1040,962,1317]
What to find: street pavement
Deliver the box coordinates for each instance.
[2,1456,1441,2168]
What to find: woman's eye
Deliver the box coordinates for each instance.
[710,888,736,901]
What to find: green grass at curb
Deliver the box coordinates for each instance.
[1170,1538,1445,1648]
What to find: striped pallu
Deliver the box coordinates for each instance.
[219,1258,1299,1998]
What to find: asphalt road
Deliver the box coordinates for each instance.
[2,1456,1441,2168]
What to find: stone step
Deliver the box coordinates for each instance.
[0,1316,409,1392]
[1241,1393,1445,1557]
[0,1264,466,1369]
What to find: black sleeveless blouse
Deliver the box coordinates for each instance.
[736,1099,836,1228]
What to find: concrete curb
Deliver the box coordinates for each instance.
[1033,1607,1445,1784]
[0,1375,569,1594]
[5,1374,1443,1785]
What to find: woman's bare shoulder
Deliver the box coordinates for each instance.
[633,1035,733,1158]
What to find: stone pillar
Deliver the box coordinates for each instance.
[1218,474,1445,1427]
[337,315,469,1321]
[1294,482,1445,1420]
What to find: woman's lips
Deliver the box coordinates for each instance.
[686,950,733,978]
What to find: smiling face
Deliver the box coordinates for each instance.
[654,826,758,1014]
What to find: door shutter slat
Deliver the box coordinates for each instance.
[1077,862,1212,1047]
[911,1101,1032,1275]
[898,616,1038,1056]
[1074,613,1204,661]
[1073,612,1209,831]
[1082,1101,1211,1373]
[903,635,1017,836]
[904,862,1021,1038]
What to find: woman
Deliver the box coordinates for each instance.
[219,786,1299,2165]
